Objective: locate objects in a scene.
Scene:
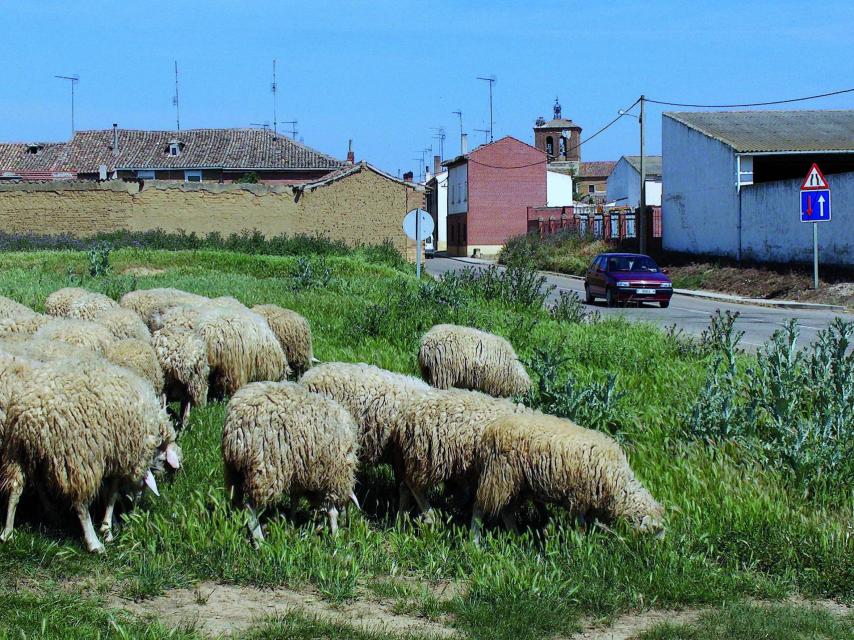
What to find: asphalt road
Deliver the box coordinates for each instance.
[425,257,854,349]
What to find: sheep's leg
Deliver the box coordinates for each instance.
[1,484,23,543]
[409,485,434,524]
[327,505,339,536]
[180,399,192,427]
[75,503,105,554]
[397,482,412,516]
[500,506,519,535]
[470,503,484,545]
[99,479,120,543]
[246,505,264,548]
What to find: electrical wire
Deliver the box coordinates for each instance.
[645,87,854,108]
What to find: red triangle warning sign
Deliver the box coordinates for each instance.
[801,163,829,190]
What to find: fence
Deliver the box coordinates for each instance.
[526,205,662,246]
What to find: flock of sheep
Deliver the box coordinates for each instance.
[0,285,664,554]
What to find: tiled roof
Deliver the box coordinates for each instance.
[297,161,423,191]
[664,110,854,153]
[578,160,617,178]
[535,117,581,129]
[0,142,74,174]
[0,128,345,175]
[623,155,662,176]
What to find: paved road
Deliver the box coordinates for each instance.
[425,257,854,349]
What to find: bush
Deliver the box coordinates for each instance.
[87,241,112,277]
[499,230,609,276]
[550,290,599,324]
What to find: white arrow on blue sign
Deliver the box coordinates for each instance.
[800,189,831,222]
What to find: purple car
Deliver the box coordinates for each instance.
[584,252,673,308]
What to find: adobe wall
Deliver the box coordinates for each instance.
[0,168,419,260]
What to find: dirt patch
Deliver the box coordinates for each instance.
[568,608,705,640]
[122,266,166,276]
[112,581,459,638]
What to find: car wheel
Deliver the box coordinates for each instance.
[606,287,617,308]
[660,300,670,308]
[584,284,594,304]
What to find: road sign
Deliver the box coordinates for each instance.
[800,189,831,222]
[800,163,829,190]
[402,208,434,241]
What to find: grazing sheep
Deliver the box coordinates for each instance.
[0,337,95,364]
[252,304,314,375]
[91,307,152,342]
[43,287,92,317]
[298,362,430,466]
[154,304,287,396]
[151,327,209,425]
[222,381,358,544]
[0,313,51,338]
[472,412,664,541]
[34,317,115,355]
[64,291,119,320]
[104,339,165,394]
[0,356,180,552]
[119,288,209,328]
[418,324,531,398]
[0,296,36,319]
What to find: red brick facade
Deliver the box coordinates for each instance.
[446,136,546,256]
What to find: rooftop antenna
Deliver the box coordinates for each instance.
[475,128,490,144]
[172,61,181,130]
[452,110,463,155]
[282,120,298,139]
[476,75,496,142]
[430,126,446,160]
[54,73,79,136]
[271,59,278,138]
[250,122,271,131]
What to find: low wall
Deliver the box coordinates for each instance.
[0,168,421,259]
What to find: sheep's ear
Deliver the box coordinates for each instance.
[349,492,361,510]
[166,444,180,469]
[144,470,160,496]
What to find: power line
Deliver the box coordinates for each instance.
[646,87,854,108]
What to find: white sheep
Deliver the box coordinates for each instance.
[119,288,209,329]
[43,287,93,317]
[472,411,664,541]
[222,381,358,545]
[103,339,165,395]
[0,296,36,319]
[419,324,531,398]
[0,354,180,553]
[151,327,210,425]
[0,313,51,338]
[298,362,430,467]
[392,388,529,520]
[252,304,314,375]
[33,317,116,354]
[153,303,287,397]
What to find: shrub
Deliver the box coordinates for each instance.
[550,290,599,324]
[87,241,112,277]
[499,230,609,276]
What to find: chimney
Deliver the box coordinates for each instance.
[461,133,468,155]
[433,154,441,176]
[403,170,414,182]
[346,139,355,164]
[112,123,119,157]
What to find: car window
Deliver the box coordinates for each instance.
[607,256,659,273]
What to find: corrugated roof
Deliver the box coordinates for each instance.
[664,110,854,153]
[623,155,662,176]
[578,160,616,178]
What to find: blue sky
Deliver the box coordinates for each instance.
[2,1,853,176]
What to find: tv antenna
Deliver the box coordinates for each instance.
[475,128,491,144]
[172,61,180,130]
[477,75,496,142]
[430,126,446,161]
[282,120,298,139]
[271,59,278,137]
[54,73,79,136]
[250,122,271,131]
[452,110,464,154]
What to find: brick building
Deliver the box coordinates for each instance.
[0,127,346,184]
[576,160,617,203]
[444,136,547,257]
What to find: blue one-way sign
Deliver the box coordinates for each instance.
[801,189,831,222]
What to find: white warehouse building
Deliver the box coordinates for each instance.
[662,110,854,264]
[606,155,662,208]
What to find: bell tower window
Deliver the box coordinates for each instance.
[545,136,554,157]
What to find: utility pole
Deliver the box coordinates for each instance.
[477,76,496,142]
[639,94,647,254]
[452,110,463,155]
[55,74,79,136]
[172,62,180,130]
[271,59,278,137]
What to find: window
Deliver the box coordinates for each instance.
[167,139,183,157]
[545,136,554,156]
[184,170,202,182]
[588,184,595,194]
[137,170,155,179]
[462,181,467,202]
[559,136,566,157]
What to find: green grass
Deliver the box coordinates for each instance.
[0,248,852,640]
[639,604,854,640]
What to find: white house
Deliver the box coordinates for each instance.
[547,170,573,206]
[606,155,662,208]
[425,169,448,251]
[662,110,854,264]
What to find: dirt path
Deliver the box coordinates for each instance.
[113,581,459,638]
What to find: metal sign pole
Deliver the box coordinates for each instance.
[416,208,422,279]
[813,222,819,289]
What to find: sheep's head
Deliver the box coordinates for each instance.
[627,489,665,538]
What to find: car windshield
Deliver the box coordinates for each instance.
[606,256,659,273]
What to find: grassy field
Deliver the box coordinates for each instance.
[0,246,852,640]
